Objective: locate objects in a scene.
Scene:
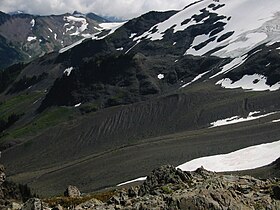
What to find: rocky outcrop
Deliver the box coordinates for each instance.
[64,185,81,198]
[72,165,280,210]
[20,198,50,210]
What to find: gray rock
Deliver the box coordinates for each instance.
[64,185,81,198]
[21,198,50,210]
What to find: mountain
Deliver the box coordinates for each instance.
[0,0,280,196]
[0,11,118,69]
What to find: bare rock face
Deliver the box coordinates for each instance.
[20,198,50,210]
[64,185,81,198]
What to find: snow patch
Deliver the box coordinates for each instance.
[48,28,53,33]
[74,103,81,107]
[210,55,247,79]
[116,47,123,51]
[210,111,277,128]
[181,71,210,88]
[272,119,280,123]
[129,33,137,39]
[59,38,85,53]
[64,67,74,76]
[157,74,165,80]
[30,19,35,27]
[27,36,36,42]
[117,139,280,185]
[177,139,280,172]
[64,16,88,36]
[216,74,280,92]
[54,33,57,40]
[117,177,147,187]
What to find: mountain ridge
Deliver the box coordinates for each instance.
[0,0,280,196]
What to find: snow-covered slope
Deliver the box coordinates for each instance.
[134,0,280,58]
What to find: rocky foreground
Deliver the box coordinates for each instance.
[2,164,280,210]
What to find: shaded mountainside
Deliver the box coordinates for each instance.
[0,0,280,196]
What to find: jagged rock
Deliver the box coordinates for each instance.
[64,185,81,198]
[75,198,103,210]
[81,165,280,210]
[128,187,138,198]
[21,198,50,210]
[139,165,191,196]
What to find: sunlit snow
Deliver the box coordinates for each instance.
[177,140,280,172]
[63,67,74,76]
[30,19,35,27]
[74,103,81,107]
[216,74,280,91]
[117,139,280,186]
[27,36,37,42]
[181,70,210,88]
[157,74,165,80]
[209,111,277,128]
[117,177,147,187]
[59,38,85,53]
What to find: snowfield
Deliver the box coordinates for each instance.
[177,140,280,172]
[216,74,280,91]
[117,139,280,186]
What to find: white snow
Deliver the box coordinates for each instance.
[63,67,74,76]
[272,119,280,123]
[209,111,277,128]
[117,139,280,185]
[129,33,137,39]
[74,103,81,107]
[66,26,75,33]
[157,74,165,80]
[210,55,247,79]
[99,22,125,30]
[48,28,53,33]
[216,74,280,92]
[177,139,280,172]
[184,0,280,58]
[30,19,35,27]
[27,36,37,42]
[96,22,126,39]
[181,70,210,88]
[131,0,280,59]
[173,42,177,45]
[59,38,85,53]
[116,47,124,51]
[54,33,57,40]
[64,16,88,36]
[117,177,147,187]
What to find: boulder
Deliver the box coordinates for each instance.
[64,185,81,198]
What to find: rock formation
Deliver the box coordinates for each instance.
[72,165,280,210]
